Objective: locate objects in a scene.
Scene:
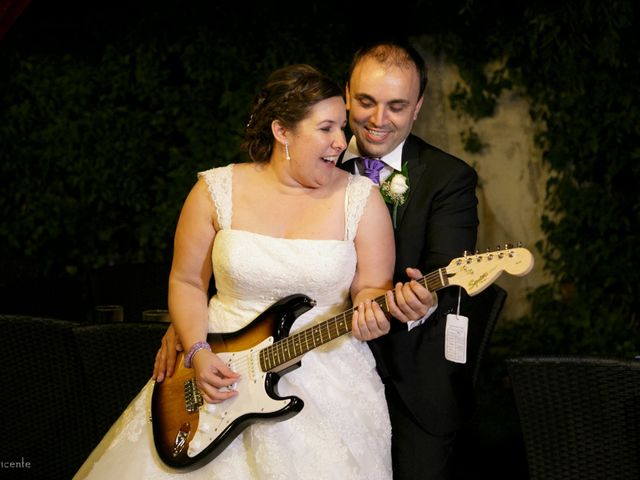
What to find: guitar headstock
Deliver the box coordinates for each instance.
[445,244,534,296]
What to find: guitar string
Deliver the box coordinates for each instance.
[185,268,449,377]
[258,269,446,371]
[259,269,447,372]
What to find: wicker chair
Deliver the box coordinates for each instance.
[73,321,168,444]
[0,314,97,480]
[507,356,640,480]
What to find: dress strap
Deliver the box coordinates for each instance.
[344,174,374,241]
[197,164,233,230]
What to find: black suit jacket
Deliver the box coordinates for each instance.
[343,134,479,435]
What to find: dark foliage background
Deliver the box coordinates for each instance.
[1,0,638,345]
[2,0,639,345]
[0,1,356,280]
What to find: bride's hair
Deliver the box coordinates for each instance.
[242,64,343,163]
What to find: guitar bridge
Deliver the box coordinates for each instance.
[184,378,204,413]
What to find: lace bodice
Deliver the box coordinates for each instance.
[198,164,374,333]
[200,164,372,240]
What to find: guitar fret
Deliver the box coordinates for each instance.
[292,335,300,357]
[260,350,269,371]
[439,267,448,288]
[303,329,311,352]
[278,339,285,362]
[338,316,347,334]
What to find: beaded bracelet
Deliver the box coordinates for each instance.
[184,341,211,368]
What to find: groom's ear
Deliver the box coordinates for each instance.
[413,95,425,121]
[345,84,352,111]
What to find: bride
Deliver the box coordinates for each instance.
[74,64,396,479]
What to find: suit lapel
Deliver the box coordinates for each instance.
[338,153,356,174]
[395,135,426,227]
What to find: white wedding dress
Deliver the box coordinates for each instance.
[75,164,392,480]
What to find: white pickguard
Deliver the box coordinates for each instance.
[187,336,291,457]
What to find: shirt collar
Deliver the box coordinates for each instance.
[341,136,405,172]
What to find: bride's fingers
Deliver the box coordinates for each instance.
[352,301,389,340]
[367,301,390,335]
[196,370,239,403]
[352,304,370,340]
[200,384,239,404]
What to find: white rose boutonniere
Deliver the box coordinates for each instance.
[380,163,410,228]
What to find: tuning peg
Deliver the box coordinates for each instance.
[505,243,513,249]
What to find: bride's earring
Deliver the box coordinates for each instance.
[284,141,291,161]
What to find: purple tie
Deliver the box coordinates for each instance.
[362,157,385,185]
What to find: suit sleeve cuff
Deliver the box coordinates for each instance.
[406,292,438,332]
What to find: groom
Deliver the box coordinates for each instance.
[340,41,479,480]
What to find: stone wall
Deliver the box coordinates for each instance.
[413,46,551,319]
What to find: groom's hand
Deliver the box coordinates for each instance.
[387,267,437,323]
[152,323,183,382]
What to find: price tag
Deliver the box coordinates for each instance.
[445,313,468,363]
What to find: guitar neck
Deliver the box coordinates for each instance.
[259,268,449,372]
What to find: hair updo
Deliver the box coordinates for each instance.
[242,64,343,162]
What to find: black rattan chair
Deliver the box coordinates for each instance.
[507,356,640,480]
[73,321,168,445]
[0,314,96,480]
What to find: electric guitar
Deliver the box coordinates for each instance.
[151,245,534,469]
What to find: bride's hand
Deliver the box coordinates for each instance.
[352,299,390,341]
[193,350,241,404]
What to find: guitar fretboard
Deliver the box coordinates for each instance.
[259,267,449,372]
